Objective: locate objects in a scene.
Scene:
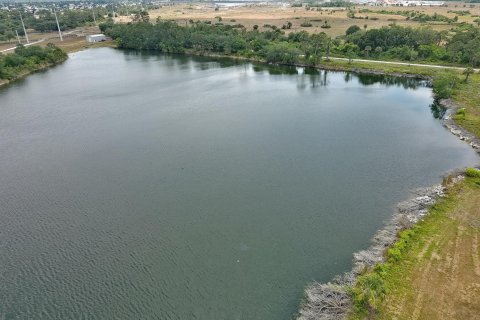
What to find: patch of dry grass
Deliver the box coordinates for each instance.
[135,2,480,36]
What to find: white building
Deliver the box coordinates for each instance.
[86,34,106,43]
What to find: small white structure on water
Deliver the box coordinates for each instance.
[86,34,106,43]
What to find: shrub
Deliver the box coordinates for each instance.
[346,24,361,35]
[351,273,387,317]
[453,108,467,120]
[432,73,459,99]
[466,167,480,178]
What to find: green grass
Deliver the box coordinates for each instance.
[451,73,480,138]
[466,167,480,178]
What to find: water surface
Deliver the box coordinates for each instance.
[0,48,477,319]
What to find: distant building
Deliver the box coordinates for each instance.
[362,0,445,5]
[86,34,106,43]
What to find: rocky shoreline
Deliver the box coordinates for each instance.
[441,98,480,153]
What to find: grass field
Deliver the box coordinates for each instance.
[120,2,480,36]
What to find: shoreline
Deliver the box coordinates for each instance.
[183,50,433,80]
[441,98,480,152]
[0,58,67,89]
[0,41,114,89]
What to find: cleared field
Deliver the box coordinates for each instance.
[0,26,112,54]
[124,2,480,36]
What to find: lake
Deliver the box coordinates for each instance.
[0,48,477,319]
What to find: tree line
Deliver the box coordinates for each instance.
[0,44,67,81]
[101,20,480,68]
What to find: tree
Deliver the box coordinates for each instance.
[133,11,149,23]
[264,42,301,64]
[325,39,331,61]
[432,73,459,99]
[347,48,355,63]
[364,45,372,57]
[463,67,474,83]
[346,24,361,35]
[309,33,328,64]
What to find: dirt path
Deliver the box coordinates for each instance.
[328,57,480,72]
[381,180,480,320]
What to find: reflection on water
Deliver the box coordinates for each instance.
[121,50,428,91]
[430,100,448,119]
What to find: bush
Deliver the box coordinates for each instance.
[351,273,387,317]
[346,25,361,35]
[453,107,467,120]
[0,44,67,81]
[432,73,459,99]
[466,167,480,178]
[264,42,301,64]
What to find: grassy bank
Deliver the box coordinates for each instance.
[54,39,115,54]
[452,76,480,139]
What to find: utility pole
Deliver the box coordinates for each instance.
[92,8,97,25]
[54,7,63,41]
[19,13,29,44]
[15,29,21,44]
